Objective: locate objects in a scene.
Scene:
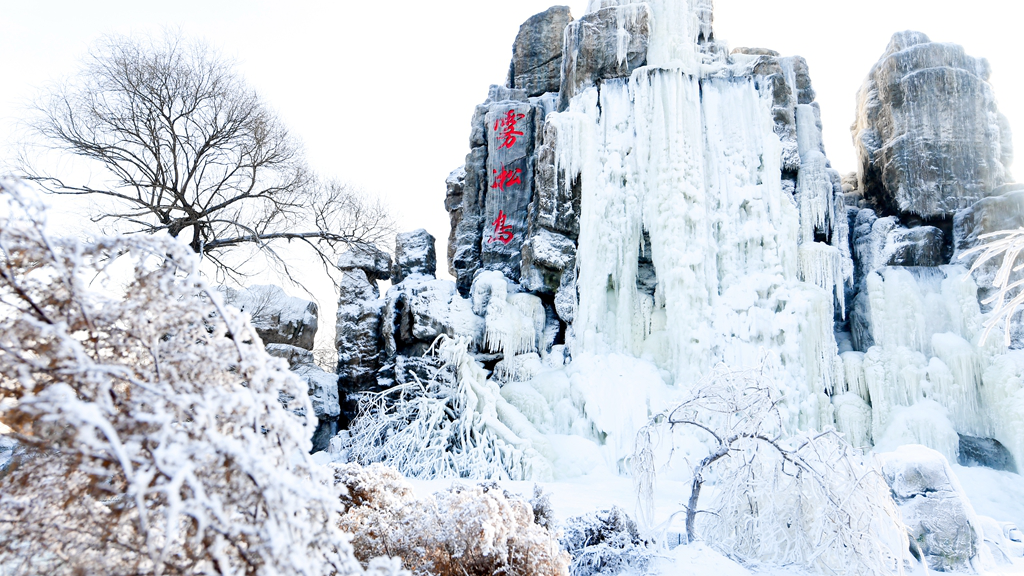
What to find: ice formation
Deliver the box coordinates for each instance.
[344,1,1024,504]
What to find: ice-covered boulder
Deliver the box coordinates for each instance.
[383,276,459,357]
[392,229,437,283]
[224,284,319,350]
[507,6,573,97]
[557,3,652,110]
[337,245,390,427]
[851,209,948,286]
[877,445,981,572]
[853,31,1012,218]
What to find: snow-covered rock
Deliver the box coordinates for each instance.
[392,229,437,284]
[853,31,1013,218]
[877,445,981,572]
[508,5,573,97]
[224,284,319,350]
[337,243,391,281]
[520,227,576,296]
[337,245,389,427]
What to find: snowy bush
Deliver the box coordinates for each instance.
[0,181,401,575]
[333,462,570,576]
[559,507,650,576]
[636,361,911,576]
[345,335,546,480]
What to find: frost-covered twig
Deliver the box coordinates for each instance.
[960,227,1024,345]
[634,359,910,575]
[346,335,544,480]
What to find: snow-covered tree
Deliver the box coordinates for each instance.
[0,180,402,575]
[635,362,911,576]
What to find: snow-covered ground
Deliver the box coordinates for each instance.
[392,462,1024,575]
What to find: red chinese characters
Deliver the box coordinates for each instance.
[494,109,525,149]
[491,164,522,192]
[487,210,514,245]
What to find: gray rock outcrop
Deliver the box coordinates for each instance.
[878,445,980,572]
[226,284,341,451]
[393,229,437,283]
[337,245,391,428]
[508,6,573,97]
[853,31,1013,219]
[225,284,319,351]
[851,208,947,286]
[267,343,340,451]
[558,3,651,110]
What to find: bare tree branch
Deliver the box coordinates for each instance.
[18,30,394,290]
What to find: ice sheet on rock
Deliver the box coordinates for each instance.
[873,400,961,462]
[561,68,841,432]
[472,271,547,360]
[980,351,1024,480]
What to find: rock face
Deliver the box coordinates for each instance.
[878,445,980,572]
[508,6,573,97]
[266,343,340,451]
[393,229,437,283]
[853,31,1013,219]
[337,245,391,428]
[226,285,341,451]
[958,435,1018,473]
[451,85,557,294]
[557,3,651,110]
[225,284,319,351]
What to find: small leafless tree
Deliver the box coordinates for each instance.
[634,361,911,575]
[19,31,392,289]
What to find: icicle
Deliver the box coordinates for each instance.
[840,351,870,401]
[798,243,846,317]
[832,392,873,450]
[929,334,989,437]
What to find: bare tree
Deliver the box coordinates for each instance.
[19,31,392,288]
[634,362,911,575]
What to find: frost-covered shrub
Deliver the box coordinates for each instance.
[0,182,401,575]
[560,507,650,576]
[345,336,547,480]
[334,462,570,576]
[636,362,912,576]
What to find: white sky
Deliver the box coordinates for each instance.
[2,0,1023,334]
